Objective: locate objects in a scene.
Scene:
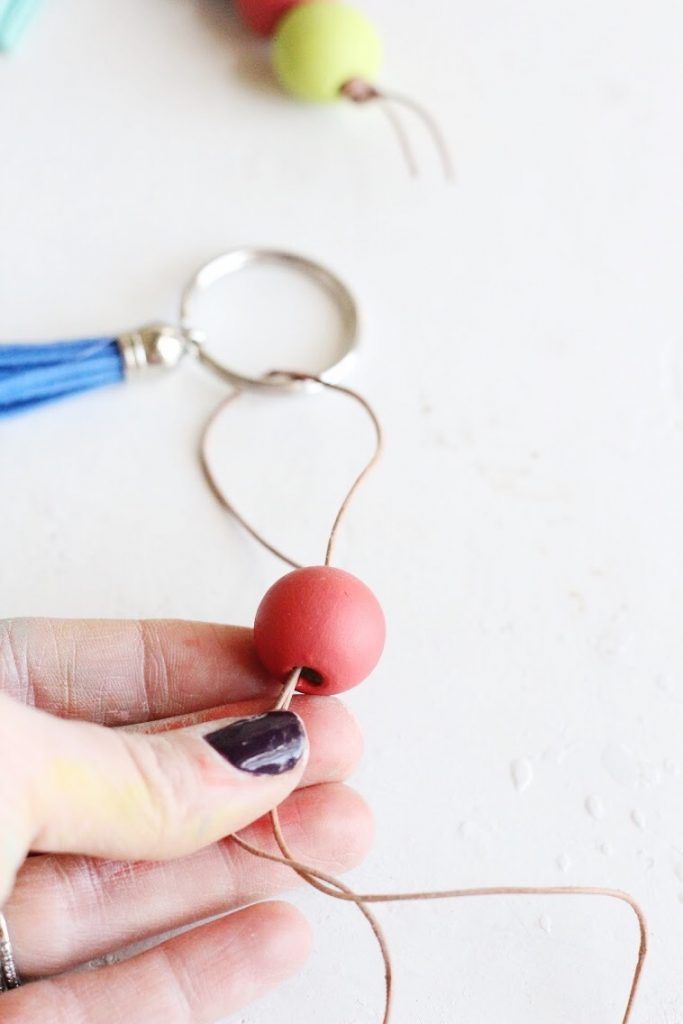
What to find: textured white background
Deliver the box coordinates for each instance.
[1,0,683,1021]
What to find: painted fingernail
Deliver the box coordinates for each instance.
[203,711,306,776]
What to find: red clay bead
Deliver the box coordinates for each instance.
[235,0,301,37]
[253,566,385,695]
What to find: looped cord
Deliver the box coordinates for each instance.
[341,79,455,181]
[199,374,647,1023]
[199,371,384,569]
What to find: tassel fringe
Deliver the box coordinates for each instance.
[0,338,123,417]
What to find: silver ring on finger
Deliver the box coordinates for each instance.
[0,912,21,991]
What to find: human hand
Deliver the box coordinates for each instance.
[0,618,372,1022]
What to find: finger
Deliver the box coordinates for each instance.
[9,783,372,976]
[0,693,308,901]
[0,618,279,722]
[0,902,311,1024]
[129,692,364,790]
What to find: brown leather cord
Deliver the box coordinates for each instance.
[341,79,454,181]
[199,372,384,570]
[234,821,647,1024]
[200,389,299,570]
[379,89,455,182]
[199,373,647,1022]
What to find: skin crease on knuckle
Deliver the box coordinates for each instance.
[0,621,32,704]
[135,620,175,721]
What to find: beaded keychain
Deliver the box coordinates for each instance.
[0,0,453,179]
[235,0,454,179]
[0,249,647,1021]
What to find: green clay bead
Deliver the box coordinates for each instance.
[272,2,383,103]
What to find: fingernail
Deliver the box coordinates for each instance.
[203,711,306,776]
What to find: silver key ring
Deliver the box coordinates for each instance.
[179,248,360,393]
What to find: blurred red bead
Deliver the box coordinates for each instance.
[235,0,301,37]
[254,566,385,695]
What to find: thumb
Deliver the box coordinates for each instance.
[0,694,307,901]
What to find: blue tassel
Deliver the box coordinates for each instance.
[0,338,124,418]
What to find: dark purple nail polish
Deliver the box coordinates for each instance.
[203,711,306,776]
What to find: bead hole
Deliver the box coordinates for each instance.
[300,667,324,687]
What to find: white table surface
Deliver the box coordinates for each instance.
[1,1,682,1020]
